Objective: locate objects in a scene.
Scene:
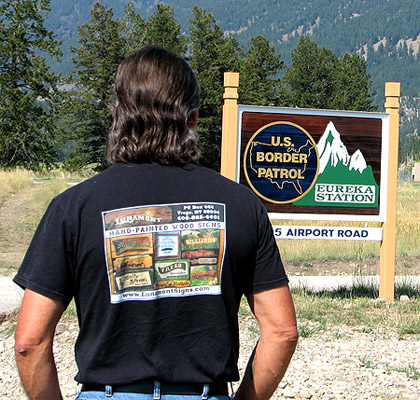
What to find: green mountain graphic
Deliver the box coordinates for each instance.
[294,121,379,208]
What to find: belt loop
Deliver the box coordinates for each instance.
[105,385,113,397]
[201,383,210,400]
[153,381,161,400]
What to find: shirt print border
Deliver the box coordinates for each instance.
[101,202,226,303]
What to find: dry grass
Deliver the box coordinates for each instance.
[0,169,419,269]
[396,182,420,257]
[0,169,35,206]
[0,168,86,269]
[273,182,420,261]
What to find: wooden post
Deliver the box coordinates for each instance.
[220,72,239,181]
[379,82,401,302]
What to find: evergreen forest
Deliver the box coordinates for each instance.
[1,0,419,172]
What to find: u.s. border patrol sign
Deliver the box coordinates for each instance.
[244,122,319,204]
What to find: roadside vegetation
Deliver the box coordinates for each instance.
[273,182,420,261]
[293,282,420,335]
[0,168,85,270]
[240,278,420,338]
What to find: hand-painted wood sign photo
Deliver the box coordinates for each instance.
[238,106,389,221]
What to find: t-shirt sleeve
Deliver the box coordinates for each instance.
[250,202,289,294]
[13,197,75,307]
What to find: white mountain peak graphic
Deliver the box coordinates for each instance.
[317,121,367,175]
[349,149,367,173]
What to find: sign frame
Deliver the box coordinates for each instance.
[220,74,401,302]
[236,105,390,222]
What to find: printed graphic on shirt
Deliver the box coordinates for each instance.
[102,202,226,303]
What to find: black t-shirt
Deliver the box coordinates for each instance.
[14,163,288,385]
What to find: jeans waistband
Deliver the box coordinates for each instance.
[80,380,228,396]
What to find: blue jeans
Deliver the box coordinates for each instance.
[75,394,230,400]
[74,382,231,400]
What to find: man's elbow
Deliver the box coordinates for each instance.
[14,332,51,359]
[263,325,299,348]
[279,326,299,347]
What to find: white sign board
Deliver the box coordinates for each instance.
[272,225,383,241]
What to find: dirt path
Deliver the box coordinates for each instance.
[0,185,40,270]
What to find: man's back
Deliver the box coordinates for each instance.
[13,46,297,400]
[15,162,288,385]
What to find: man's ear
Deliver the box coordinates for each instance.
[188,110,199,130]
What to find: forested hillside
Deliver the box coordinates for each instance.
[44,0,420,165]
[2,0,418,169]
[47,0,420,101]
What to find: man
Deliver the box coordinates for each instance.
[14,46,298,400]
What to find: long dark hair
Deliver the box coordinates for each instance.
[106,46,201,166]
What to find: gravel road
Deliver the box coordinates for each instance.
[0,276,23,316]
[2,266,420,400]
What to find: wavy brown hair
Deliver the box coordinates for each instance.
[106,46,201,166]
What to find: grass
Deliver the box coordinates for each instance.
[395,276,420,298]
[297,321,325,338]
[358,356,376,369]
[358,357,420,381]
[0,168,85,207]
[273,182,420,262]
[0,169,35,206]
[290,284,420,335]
[238,277,420,339]
[397,364,420,380]
[64,300,77,317]
[0,168,88,270]
[396,182,420,257]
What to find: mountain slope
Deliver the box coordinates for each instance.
[44,0,420,160]
[46,0,420,100]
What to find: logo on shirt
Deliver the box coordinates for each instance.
[102,202,226,303]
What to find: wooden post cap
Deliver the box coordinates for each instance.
[385,82,401,97]
[224,72,239,88]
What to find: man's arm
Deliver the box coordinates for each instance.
[14,289,65,400]
[234,285,298,400]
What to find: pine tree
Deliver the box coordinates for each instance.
[0,0,61,170]
[143,4,187,55]
[63,2,125,170]
[239,35,283,106]
[120,2,146,55]
[331,52,377,111]
[188,6,241,170]
[283,36,376,112]
[283,36,338,109]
